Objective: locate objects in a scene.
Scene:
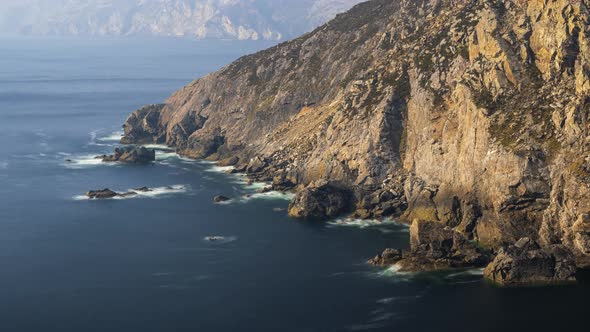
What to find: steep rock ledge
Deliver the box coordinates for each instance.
[122,0,590,284]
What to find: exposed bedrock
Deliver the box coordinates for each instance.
[100,146,156,164]
[484,237,577,286]
[288,181,353,219]
[122,0,590,283]
[369,219,491,272]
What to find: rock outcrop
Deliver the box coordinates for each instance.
[370,220,491,272]
[288,182,352,219]
[86,189,119,199]
[484,238,577,286]
[122,0,590,282]
[100,146,156,164]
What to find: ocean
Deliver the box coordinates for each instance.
[1,37,589,332]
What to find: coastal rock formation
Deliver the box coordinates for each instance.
[370,220,490,272]
[484,238,577,286]
[100,146,156,164]
[86,189,119,199]
[122,0,590,282]
[368,248,403,266]
[288,182,351,219]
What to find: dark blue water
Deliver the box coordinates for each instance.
[1,37,590,332]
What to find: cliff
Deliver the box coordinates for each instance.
[123,0,590,283]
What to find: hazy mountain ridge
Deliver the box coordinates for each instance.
[0,0,364,40]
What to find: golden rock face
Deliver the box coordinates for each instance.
[123,0,590,272]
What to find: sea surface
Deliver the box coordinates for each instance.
[1,37,589,332]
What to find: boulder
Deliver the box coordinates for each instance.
[484,238,577,286]
[368,248,403,266]
[214,195,231,203]
[246,157,267,174]
[101,146,156,164]
[86,189,119,199]
[288,183,351,219]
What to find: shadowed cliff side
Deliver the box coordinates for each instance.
[123,0,590,281]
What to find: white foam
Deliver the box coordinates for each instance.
[373,264,414,282]
[243,181,271,190]
[445,268,485,279]
[205,165,235,173]
[143,144,172,150]
[156,151,180,161]
[98,131,124,142]
[63,154,110,169]
[240,191,295,202]
[133,185,188,198]
[202,236,237,244]
[327,218,409,230]
[73,185,189,201]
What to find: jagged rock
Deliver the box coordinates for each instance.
[213,195,230,203]
[484,238,577,286]
[376,220,491,272]
[368,248,403,266]
[101,147,156,164]
[246,157,266,174]
[183,128,225,159]
[288,183,351,219]
[121,104,165,144]
[134,187,152,192]
[86,188,140,199]
[217,156,239,167]
[86,189,119,199]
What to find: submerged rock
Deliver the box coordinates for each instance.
[205,236,225,242]
[288,183,351,219]
[484,238,577,286]
[101,146,156,164]
[213,195,230,203]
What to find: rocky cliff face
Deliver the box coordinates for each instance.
[123,0,590,281]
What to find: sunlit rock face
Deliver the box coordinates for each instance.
[0,0,364,40]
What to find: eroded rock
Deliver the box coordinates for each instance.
[86,189,119,199]
[288,183,351,219]
[371,220,491,272]
[101,147,156,164]
[484,238,577,286]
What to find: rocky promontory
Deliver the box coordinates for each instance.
[121,0,590,285]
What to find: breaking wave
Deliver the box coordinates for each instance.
[239,191,295,202]
[327,218,409,234]
[98,131,123,142]
[202,236,238,244]
[63,154,111,169]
